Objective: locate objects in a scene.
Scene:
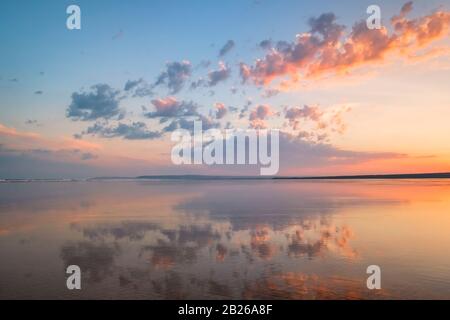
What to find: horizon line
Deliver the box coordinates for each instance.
[3,171,450,181]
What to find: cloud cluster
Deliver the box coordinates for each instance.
[240,2,450,86]
[154,61,192,94]
[249,104,277,129]
[285,105,323,130]
[144,97,219,133]
[69,89,222,140]
[391,1,450,47]
[67,84,124,121]
[162,114,219,132]
[84,122,161,140]
[284,104,351,142]
[189,62,231,89]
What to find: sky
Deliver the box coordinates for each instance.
[0,0,450,178]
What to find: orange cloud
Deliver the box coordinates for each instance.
[0,123,40,139]
[241,2,450,87]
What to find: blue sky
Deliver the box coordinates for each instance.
[0,0,445,114]
[1,1,450,178]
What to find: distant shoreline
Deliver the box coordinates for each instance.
[109,172,450,180]
[2,172,450,182]
[273,172,450,180]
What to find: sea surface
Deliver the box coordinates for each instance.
[1,179,450,299]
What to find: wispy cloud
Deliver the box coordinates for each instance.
[218,40,235,57]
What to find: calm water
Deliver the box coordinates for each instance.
[1,179,450,299]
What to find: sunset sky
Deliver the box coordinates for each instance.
[1,0,450,178]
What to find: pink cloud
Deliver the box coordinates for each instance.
[0,123,40,139]
[240,2,450,87]
[249,105,277,129]
[214,102,228,119]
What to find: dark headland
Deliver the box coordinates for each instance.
[135,172,450,180]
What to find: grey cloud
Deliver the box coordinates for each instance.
[208,62,231,86]
[162,118,198,132]
[308,12,345,43]
[163,115,220,133]
[67,84,124,121]
[154,61,192,94]
[218,40,235,56]
[124,79,143,91]
[259,39,272,50]
[239,100,252,119]
[401,1,413,15]
[134,86,153,98]
[84,122,161,140]
[124,78,153,97]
